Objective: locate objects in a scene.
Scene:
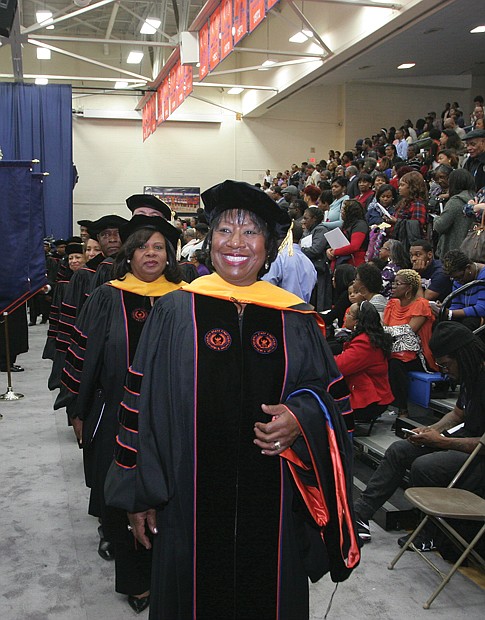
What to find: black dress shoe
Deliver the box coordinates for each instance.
[127,595,150,613]
[28,322,36,326]
[0,365,24,372]
[97,538,115,561]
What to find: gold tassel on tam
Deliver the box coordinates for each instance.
[277,221,294,256]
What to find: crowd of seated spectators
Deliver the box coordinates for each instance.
[245,98,485,557]
[251,96,485,439]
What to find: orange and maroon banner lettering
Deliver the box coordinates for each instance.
[233,0,248,45]
[176,62,184,105]
[142,103,150,141]
[209,5,221,71]
[184,65,193,98]
[156,85,163,125]
[169,65,178,114]
[162,80,170,121]
[199,22,209,80]
[249,0,265,32]
[266,0,280,9]
[142,95,156,141]
[220,0,233,60]
[149,97,157,134]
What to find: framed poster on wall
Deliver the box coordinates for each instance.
[144,186,200,215]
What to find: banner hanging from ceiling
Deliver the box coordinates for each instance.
[144,0,281,137]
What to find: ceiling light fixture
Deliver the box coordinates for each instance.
[302,29,313,38]
[36,48,51,60]
[140,18,161,35]
[36,11,53,26]
[259,59,276,71]
[227,87,243,95]
[127,50,144,64]
[35,78,49,85]
[470,25,485,34]
[398,63,416,69]
[289,31,308,43]
[115,81,129,89]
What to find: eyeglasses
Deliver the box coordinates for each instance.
[392,281,407,287]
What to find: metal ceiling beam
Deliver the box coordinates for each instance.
[234,46,325,58]
[9,6,23,81]
[105,1,120,39]
[196,57,322,78]
[34,34,175,47]
[23,0,119,35]
[192,82,278,91]
[286,0,332,56]
[28,39,150,80]
[0,72,145,83]
[304,0,402,8]
[117,2,173,42]
[28,0,103,33]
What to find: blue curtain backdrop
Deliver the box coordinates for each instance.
[0,162,47,314]
[0,83,73,238]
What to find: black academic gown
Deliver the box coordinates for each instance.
[90,256,115,292]
[55,276,184,595]
[0,303,28,367]
[105,283,359,620]
[46,254,104,390]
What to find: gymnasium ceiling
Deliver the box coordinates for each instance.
[0,0,484,116]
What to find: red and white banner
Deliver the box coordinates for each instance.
[209,5,222,71]
[142,95,156,141]
[220,0,233,60]
[184,65,193,98]
[199,22,209,80]
[249,0,265,32]
[233,0,249,45]
[169,65,178,114]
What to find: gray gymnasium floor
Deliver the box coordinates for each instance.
[1,324,483,619]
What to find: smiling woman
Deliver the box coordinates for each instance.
[105,179,360,620]
[55,214,184,612]
[208,210,269,286]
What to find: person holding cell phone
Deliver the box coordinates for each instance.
[354,322,485,549]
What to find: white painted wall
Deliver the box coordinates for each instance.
[72,85,344,225]
[72,77,477,228]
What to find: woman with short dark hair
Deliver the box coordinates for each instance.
[56,215,184,612]
[105,180,359,620]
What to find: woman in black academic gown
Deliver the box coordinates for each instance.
[56,215,183,612]
[105,181,360,620]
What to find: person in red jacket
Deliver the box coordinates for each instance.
[335,301,394,422]
[326,200,369,268]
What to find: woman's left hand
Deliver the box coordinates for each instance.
[253,404,301,456]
